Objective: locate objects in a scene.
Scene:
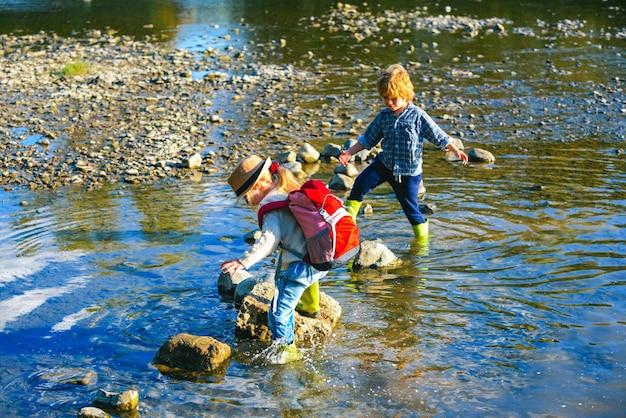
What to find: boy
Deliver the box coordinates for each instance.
[338,64,468,238]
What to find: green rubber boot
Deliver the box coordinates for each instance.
[274,342,303,364]
[412,219,429,256]
[344,199,362,221]
[296,280,319,318]
[411,219,429,238]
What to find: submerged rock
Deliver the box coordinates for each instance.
[93,389,139,412]
[419,203,436,216]
[77,407,109,418]
[468,148,496,163]
[31,367,97,388]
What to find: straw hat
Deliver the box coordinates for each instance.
[227,155,271,200]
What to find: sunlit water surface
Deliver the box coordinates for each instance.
[0,0,625,417]
[1,139,624,416]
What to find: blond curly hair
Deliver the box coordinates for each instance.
[376,64,415,102]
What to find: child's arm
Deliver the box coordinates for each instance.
[445,142,469,165]
[220,212,282,276]
[339,142,366,166]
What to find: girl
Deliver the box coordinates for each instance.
[220,155,326,364]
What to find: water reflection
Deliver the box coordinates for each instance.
[0,0,181,38]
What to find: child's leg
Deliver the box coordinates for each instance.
[268,279,306,344]
[345,157,389,219]
[390,173,426,226]
[268,262,327,344]
[347,157,388,202]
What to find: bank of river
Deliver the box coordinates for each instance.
[0,30,320,191]
[2,3,623,193]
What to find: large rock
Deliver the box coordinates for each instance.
[233,272,275,304]
[217,269,253,297]
[233,270,342,345]
[235,291,341,346]
[153,333,231,372]
[352,239,401,270]
[328,173,354,191]
[235,295,273,341]
[468,148,496,163]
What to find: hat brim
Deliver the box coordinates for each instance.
[235,157,271,201]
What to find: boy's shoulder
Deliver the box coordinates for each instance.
[402,103,427,118]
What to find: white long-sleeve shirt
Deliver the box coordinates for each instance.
[238,189,307,269]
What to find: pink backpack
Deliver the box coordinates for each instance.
[257,179,360,271]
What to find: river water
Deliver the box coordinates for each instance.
[1,0,625,417]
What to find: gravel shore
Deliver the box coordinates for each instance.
[1,30,318,191]
[2,4,623,192]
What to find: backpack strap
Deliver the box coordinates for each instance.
[257,199,290,228]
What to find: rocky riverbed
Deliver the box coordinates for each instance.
[0,29,325,191]
[1,3,623,192]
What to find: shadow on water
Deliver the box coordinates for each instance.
[0,0,625,417]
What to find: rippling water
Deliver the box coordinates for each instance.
[1,0,625,417]
[1,138,624,416]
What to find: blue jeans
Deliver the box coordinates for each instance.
[268,260,327,344]
[348,156,425,225]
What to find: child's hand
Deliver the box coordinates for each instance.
[338,150,351,166]
[220,259,244,276]
[457,150,469,165]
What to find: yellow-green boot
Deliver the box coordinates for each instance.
[411,219,429,256]
[274,342,303,364]
[344,199,362,221]
[296,280,319,318]
[411,219,429,238]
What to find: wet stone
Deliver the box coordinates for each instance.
[77,407,109,418]
[153,333,232,373]
[93,389,139,412]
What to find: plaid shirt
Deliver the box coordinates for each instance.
[358,102,451,177]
